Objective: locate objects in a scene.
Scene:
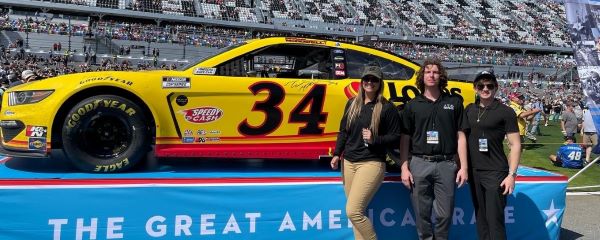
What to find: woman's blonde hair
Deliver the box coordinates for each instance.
[345,76,388,136]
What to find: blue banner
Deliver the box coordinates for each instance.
[565,0,600,153]
[0,166,566,240]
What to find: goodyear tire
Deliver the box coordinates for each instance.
[62,95,148,172]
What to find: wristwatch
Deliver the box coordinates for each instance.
[508,171,517,177]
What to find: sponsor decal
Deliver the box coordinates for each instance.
[197,137,206,143]
[335,70,345,77]
[0,120,20,128]
[28,137,46,150]
[4,110,15,116]
[206,137,220,142]
[26,126,47,137]
[208,130,221,135]
[80,76,133,86]
[193,68,217,75]
[182,137,195,143]
[334,63,345,70]
[333,49,344,54]
[176,95,188,106]
[181,107,224,124]
[334,56,344,61]
[67,99,137,128]
[335,42,341,47]
[93,158,129,172]
[184,129,193,136]
[284,37,326,45]
[162,77,191,88]
[197,129,206,135]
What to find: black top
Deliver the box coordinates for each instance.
[401,93,466,155]
[334,99,401,162]
[464,99,519,171]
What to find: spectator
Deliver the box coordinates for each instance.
[548,136,584,169]
[561,102,579,141]
[581,106,598,164]
[509,92,541,145]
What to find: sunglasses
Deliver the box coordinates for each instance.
[362,77,381,83]
[476,83,496,90]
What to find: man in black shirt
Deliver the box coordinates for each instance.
[399,59,468,240]
[465,71,521,240]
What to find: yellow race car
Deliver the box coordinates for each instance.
[0,37,475,172]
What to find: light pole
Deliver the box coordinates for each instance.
[25,15,29,49]
[68,16,72,53]
[183,37,186,60]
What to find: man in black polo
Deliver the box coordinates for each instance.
[465,71,521,240]
[399,58,468,240]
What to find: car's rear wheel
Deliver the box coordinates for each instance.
[62,95,148,172]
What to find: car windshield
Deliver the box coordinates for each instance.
[180,42,248,70]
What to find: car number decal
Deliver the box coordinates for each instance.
[238,82,328,136]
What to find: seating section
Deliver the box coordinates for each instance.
[24,0,570,47]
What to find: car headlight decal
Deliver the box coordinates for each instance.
[8,90,54,106]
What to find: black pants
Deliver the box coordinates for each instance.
[470,169,508,240]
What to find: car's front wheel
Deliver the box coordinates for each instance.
[62,95,148,172]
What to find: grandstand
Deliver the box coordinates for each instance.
[0,0,576,81]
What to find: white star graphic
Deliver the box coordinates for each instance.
[542,200,561,227]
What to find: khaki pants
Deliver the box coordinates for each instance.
[343,159,385,240]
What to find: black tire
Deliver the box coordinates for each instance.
[62,95,148,172]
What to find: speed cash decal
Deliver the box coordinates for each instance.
[238,82,328,136]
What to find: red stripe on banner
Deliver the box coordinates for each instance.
[515,176,568,182]
[0,176,405,186]
[0,177,340,186]
[155,142,336,159]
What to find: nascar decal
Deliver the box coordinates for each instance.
[181,107,224,124]
[193,68,217,75]
[162,77,191,88]
[26,126,47,137]
[28,137,46,150]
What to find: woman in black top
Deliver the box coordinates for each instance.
[330,65,401,240]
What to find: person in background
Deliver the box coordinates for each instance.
[581,106,598,164]
[508,92,542,146]
[561,102,579,141]
[549,136,584,169]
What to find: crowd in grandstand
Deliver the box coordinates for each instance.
[16,0,571,48]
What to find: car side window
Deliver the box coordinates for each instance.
[346,49,414,80]
[215,44,334,79]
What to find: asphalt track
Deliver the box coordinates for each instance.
[561,194,600,240]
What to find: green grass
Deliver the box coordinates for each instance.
[515,122,600,191]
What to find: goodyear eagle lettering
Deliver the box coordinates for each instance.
[93,158,130,172]
[67,99,137,128]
